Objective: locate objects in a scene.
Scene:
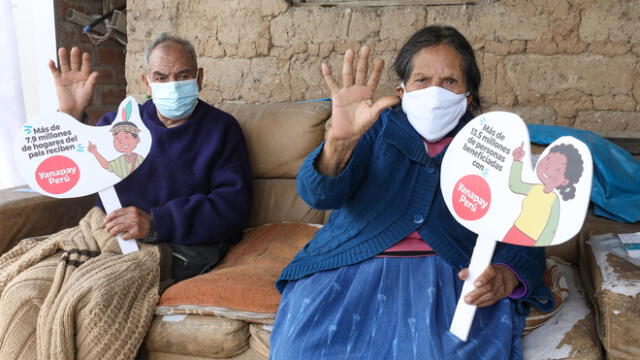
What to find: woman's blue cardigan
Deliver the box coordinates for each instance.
[277,106,553,313]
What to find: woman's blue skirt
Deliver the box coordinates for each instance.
[270,256,525,360]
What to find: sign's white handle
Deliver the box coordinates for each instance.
[449,235,496,341]
[98,186,139,254]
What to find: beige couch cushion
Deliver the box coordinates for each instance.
[248,323,270,360]
[248,179,324,227]
[150,223,319,360]
[145,314,249,359]
[148,348,263,360]
[218,102,330,179]
[146,319,267,360]
[0,187,95,255]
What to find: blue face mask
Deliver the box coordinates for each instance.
[149,77,199,120]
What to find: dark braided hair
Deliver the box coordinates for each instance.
[549,143,584,201]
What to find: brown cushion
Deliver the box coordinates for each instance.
[523,257,569,334]
[217,102,330,179]
[158,223,319,316]
[248,179,324,227]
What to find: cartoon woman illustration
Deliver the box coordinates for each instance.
[87,102,145,179]
[503,142,584,247]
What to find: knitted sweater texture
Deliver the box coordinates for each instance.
[278,107,553,313]
[0,208,170,359]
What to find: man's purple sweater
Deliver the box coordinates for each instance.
[97,99,252,247]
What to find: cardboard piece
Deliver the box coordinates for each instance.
[14,96,151,253]
[440,111,593,341]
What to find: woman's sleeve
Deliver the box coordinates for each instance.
[296,123,379,210]
[493,242,553,312]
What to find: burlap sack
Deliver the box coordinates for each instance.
[585,238,640,360]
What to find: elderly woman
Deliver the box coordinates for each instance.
[270,26,553,359]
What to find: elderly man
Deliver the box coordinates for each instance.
[50,34,252,281]
[0,34,251,359]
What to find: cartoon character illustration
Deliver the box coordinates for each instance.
[503,142,584,246]
[87,103,145,179]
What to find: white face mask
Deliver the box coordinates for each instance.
[401,84,469,142]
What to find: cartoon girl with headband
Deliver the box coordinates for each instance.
[503,142,584,247]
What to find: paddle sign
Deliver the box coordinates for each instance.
[440,111,593,341]
[14,96,151,254]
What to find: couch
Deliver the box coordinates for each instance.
[1,101,639,360]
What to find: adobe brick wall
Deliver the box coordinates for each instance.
[54,0,127,125]
[124,0,639,132]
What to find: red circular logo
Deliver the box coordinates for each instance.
[452,174,491,221]
[35,156,80,194]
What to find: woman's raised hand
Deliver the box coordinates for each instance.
[322,46,399,143]
[48,47,99,121]
[316,46,399,176]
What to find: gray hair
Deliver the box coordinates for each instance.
[144,33,198,71]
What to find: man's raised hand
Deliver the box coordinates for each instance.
[48,47,99,121]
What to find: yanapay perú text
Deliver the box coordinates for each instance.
[38,167,77,185]
[457,182,489,213]
[463,124,511,172]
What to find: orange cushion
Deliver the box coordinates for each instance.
[158,223,319,314]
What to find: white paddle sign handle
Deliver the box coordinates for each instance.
[98,186,139,254]
[450,235,496,341]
